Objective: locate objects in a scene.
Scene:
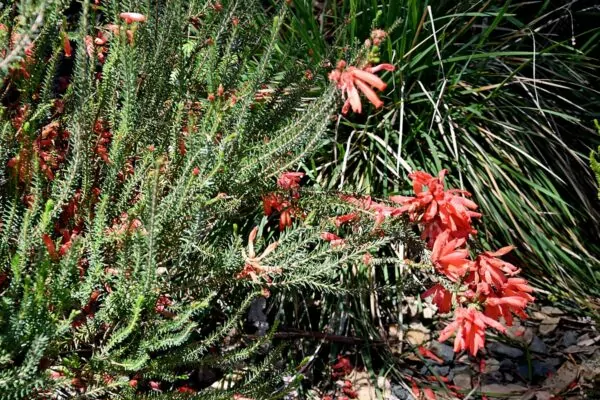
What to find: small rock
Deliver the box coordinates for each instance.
[405,323,430,346]
[531,311,549,320]
[348,370,380,400]
[456,354,470,364]
[576,333,591,343]
[483,358,501,373]
[424,365,450,377]
[500,359,515,371]
[504,373,515,382]
[453,373,472,390]
[488,342,524,358]
[581,351,600,381]
[429,342,454,363]
[517,364,529,378]
[391,384,412,400]
[541,306,564,316]
[517,361,558,379]
[453,365,470,374]
[529,336,548,354]
[539,317,560,335]
[535,391,553,400]
[542,361,579,393]
[577,334,600,347]
[560,331,579,347]
[545,358,562,368]
[532,360,557,378]
[564,345,599,355]
[481,383,528,396]
[432,366,450,377]
[508,325,534,344]
[482,371,504,384]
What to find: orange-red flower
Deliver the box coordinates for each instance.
[484,278,534,326]
[331,355,353,378]
[177,385,195,393]
[277,171,304,190]
[431,230,471,281]
[321,232,345,247]
[262,193,283,216]
[62,32,72,57]
[262,194,300,231]
[334,212,358,227]
[439,307,506,356]
[470,246,520,287]
[390,170,481,245]
[328,60,394,114]
[421,283,453,313]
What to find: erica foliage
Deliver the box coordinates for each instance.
[0,1,379,398]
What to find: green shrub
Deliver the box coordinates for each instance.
[0,1,405,397]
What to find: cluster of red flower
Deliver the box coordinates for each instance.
[392,170,534,356]
[328,60,394,115]
[8,119,70,182]
[262,172,305,231]
[321,356,358,400]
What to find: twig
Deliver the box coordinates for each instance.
[246,329,403,346]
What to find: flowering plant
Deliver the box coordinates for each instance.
[394,170,534,355]
[318,169,534,357]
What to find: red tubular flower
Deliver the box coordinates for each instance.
[340,194,373,209]
[331,355,353,378]
[431,231,471,282]
[62,33,72,57]
[418,346,444,364]
[262,194,300,231]
[119,12,147,24]
[177,385,195,393]
[277,171,304,190]
[155,295,172,313]
[340,194,401,228]
[94,31,107,45]
[279,209,292,231]
[484,278,534,326]
[421,284,453,313]
[321,232,344,247]
[362,252,372,265]
[390,170,481,245]
[471,246,520,287]
[334,212,358,227]
[262,193,283,216]
[43,234,59,261]
[439,307,506,356]
[341,381,358,399]
[369,29,388,46]
[328,60,395,114]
